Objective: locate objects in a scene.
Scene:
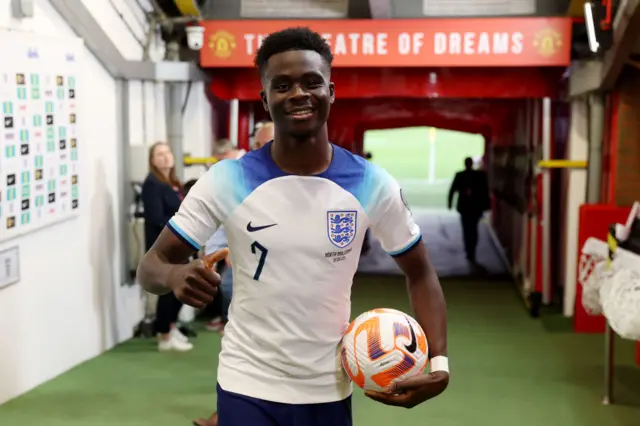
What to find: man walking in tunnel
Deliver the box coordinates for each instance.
[448,157,490,264]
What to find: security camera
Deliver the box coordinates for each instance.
[186,25,205,50]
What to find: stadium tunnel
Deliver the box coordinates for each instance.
[166,0,640,378]
[172,0,640,404]
[4,0,640,423]
[199,18,569,292]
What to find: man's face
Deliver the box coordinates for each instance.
[260,50,334,139]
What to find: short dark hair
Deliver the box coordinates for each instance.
[254,27,333,76]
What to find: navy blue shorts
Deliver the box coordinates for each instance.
[216,383,353,426]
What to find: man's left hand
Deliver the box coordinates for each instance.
[365,371,449,408]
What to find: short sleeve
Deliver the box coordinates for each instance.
[168,159,247,250]
[361,164,422,256]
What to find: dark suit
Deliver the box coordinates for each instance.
[141,173,184,334]
[448,169,490,262]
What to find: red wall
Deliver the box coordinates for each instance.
[574,204,632,333]
[211,67,565,101]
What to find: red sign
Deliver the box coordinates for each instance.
[200,18,572,68]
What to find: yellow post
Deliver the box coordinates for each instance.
[537,160,588,169]
[183,156,220,166]
[606,225,617,269]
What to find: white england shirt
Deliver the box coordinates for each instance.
[168,142,421,404]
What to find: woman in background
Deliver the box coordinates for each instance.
[141,142,193,352]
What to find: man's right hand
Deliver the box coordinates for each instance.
[167,248,229,309]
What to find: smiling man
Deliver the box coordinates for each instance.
[137,27,449,426]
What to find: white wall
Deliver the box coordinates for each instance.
[127,80,213,183]
[128,80,212,323]
[177,82,214,323]
[563,97,589,317]
[127,80,168,183]
[82,0,168,183]
[0,0,144,404]
[81,0,164,62]
[183,82,214,182]
[82,0,213,301]
[0,0,215,403]
[79,0,213,182]
[128,81,167,148]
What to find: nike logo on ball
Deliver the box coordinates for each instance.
[404,317,417,353]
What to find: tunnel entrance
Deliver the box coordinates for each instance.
[364,127,485,210]
[201,17,572,284]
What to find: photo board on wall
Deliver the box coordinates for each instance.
[0,30,83,242]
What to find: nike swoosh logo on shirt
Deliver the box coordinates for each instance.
[246,222,278,232]
[404,317,417,353]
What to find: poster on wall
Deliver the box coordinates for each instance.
[0,30,83,242]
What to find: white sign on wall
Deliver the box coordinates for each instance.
[241,0,348,18]
[423,0,535,16]
[0,30,83,242]
[0,246,19,289]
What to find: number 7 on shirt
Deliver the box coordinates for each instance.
[251,241,268,281]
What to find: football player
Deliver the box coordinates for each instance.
[137,27,449,426]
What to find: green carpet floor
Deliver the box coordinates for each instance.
[1,276,639,425]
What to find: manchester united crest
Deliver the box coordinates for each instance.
[533,28,563,57]
[208,30,237,59]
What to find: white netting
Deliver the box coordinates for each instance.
[580,254,609,315]
[579,238,609,315]
[600,258,640,341]
[579,205,640,340]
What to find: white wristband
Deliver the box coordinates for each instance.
[430,356,449,373]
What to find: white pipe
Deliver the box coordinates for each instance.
[229,98,239,147]
[584,2,600,53]
[141,81,148,145]
[428,127,437,184]
[167,82,185,179]
[562,97,590,317]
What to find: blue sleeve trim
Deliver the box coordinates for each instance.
[387,234,423,258]
[167,219,200,250]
